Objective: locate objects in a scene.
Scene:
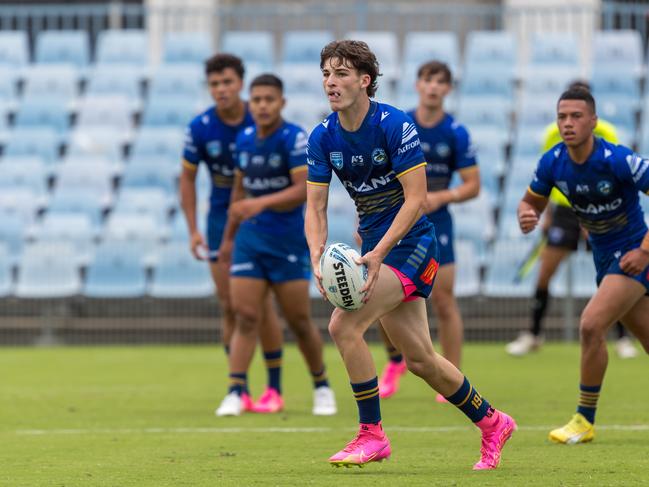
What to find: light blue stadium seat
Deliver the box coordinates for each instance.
[130,127,184,162]
[0,188,42,224]
[282,31,333,65]
[454,240,480,297]
[283,95,329,134]
[484,238,539,297]
[55,161,114,202]
[460,68,514,101]
[592,69,641,106]
[83,241,147,298]
[67,128,125,163]
[15,242,82,298]
[511,127,545,159]
[278,64,324,97]
[4,128,60,166]
[149,65,204,100]
[85,66,143,111]
[31,213,95,264]
[163,31,212,64]
[464,31,516,73]
[521,66,578,97]
[450,192,496,248]
[142,96,199,128]
[112,188,172,225]
[0,159,47,196]
[0,31,29,68]
[550,251,597,298]
[149,243,214,298]
[516,97,557,131]
[0,211,26,264]
[221,31,274,70]
[0,243,13,297]
[471,127,509,164]
[35,30,90,68]
[121,162,178,194]
[96,29,148,66]
[403,31,459,73]
[14,97,70,138]
[169,211,206,244]
[22,66,80,105]
[47,188,105,232]
[457,98,510,131]
[596,97,637,134]
[105,213,167,242]
[593,30,643,76]
[345,31,398,79]
[0,67,19,109]
[76,95,133,136]
[529,33,579,66]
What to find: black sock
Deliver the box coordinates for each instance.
[615,322,626,339]
[531,288,549,337]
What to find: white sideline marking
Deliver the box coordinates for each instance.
[11,424,649,436]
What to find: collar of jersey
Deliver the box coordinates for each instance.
[337,100,378,143]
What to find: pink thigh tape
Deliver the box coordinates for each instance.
[386,265,419,302]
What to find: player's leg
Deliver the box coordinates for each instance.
[272,279,337,415]
[620,296,649,354]
[254,295,285,411]
[377,324,407,399]
[549,275,645,443]
[614,321,638,359]
[380,297,516,470]
[431,263,462,368]
[209,260,235,351]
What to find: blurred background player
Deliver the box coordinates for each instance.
[506,81,638,359]
[519,88,649,444]
[378,61,480,401]
[306,40,515,470]
[180,54,285,413]
[216,73,336,417]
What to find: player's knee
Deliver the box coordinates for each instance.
[233,306,261,335]
[286,314,313,340]
[403,350,437,379]
[579,313,606,345]
[432,295,456,320]
[328,313,355,344]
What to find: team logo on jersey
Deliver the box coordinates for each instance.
[268,153,282,168]
[626,154,649,183]
[556,181,569,196]
[239,152,249,169]
[206,140,222,158]
[351,155,364,166]
[252,155,265,166]
[597,180,613,196]
[575,184,590,194]
[435,143,450,158]
[371,148,387,166]
[401,122,418,145]
[330,152,344,169]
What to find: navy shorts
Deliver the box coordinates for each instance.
[230,223,311,283]
[427,211,454,266]
[547,205,581,251]
[593,236,649,294]
[362,220,440,299]
[207,208,227,262]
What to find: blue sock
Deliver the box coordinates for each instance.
[311,367,329,389]
[351,377,381,424]
[445,377,492,423]
[577,384,601,424]
[387,346,403,364]
[264,349,282,394]
[228,372,247,396]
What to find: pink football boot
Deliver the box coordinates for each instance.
[473,409,517,470]
[329,422,391,467]
[252,387,284,413]
[378,361,407,399]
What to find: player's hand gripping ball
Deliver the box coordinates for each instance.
[319,243,368,311]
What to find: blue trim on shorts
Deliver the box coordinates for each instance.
[593,237,649,294]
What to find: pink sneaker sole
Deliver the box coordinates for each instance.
[473,413,517,471]
[329,444,392,468]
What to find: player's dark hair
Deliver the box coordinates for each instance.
[558,88,597,114]
[205,53,245,79]
[320,40,381,97]
[249,73,284,93]
[567,79,591,92]
[417,60,452,84]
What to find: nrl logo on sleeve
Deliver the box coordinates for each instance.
[329,152,344,169]
[206,140,222,158]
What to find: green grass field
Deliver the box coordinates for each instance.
[2,343,648,487]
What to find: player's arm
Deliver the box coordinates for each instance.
[179,160,208,260]
[218,170,246,264]
[518,189,549,234]
[305,182,330,297]
[233,167,308,216]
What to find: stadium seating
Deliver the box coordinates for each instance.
[96,29,148,67]
[0,158,48,197]
[15,243,82,298]
[67,128,125,164]
[121,161,178,195]
[345,31,398,80]
[129,127,184,164]
[529,33,579,67]
[47,188,106,233]
[163,31,212,65]
[149,243,214,298]
[454,240,481,297]
[464,31,516,74]
[592,30,644,77]
[111,187,173,225]
[14,97,70,138]
[4,128,60,167]
[403,31,460,74]
[149,64,204,100]
[35,30,90,68]
[22,66,80,106]
[283,95,329,132]
[0,212,26,264]
[141,96,199,128]
[85,66,143,112]
[221,31,274,71]
[282,31,333,65]
[31,213,95,265]
[278,64,324,97]
[0,243,13,297]
[83,241,148,298]
[0,31,29,68]
[483,238,539,297]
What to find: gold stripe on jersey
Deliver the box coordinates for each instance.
[458,166,479,174]
[307,180,329,187]
[182,159,198,171]
[212,174,234,188]
[396,162,427,178]
[576,214,628,234]
[527,187,547,199]
[290,165,308,174]
[355,188,404,216]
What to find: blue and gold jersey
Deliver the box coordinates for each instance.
[307,101,428,239]
[529,137,649,252]
[183,106,254,209]
[407,111,477,220]
[234,120,308,234]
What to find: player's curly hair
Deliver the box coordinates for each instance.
[205,53,245,79]
[320,40,381,97]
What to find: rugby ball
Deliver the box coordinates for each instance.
[319,243,368,311]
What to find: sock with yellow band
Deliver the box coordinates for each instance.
[445,377,493,423]
[351,377,381,424]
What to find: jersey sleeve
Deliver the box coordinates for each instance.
[182,120,204,169]
[453,124,477,171]
[385,110,426,178]
[528,152,555,198]
[613,147,649,194]
[287,127,309,173]
[306,128,332,186]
